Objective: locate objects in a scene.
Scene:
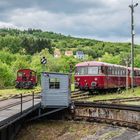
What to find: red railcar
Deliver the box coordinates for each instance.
[15,69,37,89]
[75,61,140,91]
[134,68,140,87]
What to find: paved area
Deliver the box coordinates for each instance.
[82,126,140,140]
[0,97,40,126]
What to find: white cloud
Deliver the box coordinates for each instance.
[0,21,17,28]
[0,0,139,44]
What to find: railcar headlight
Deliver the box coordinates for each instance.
[94,78,98,81]
[77,78,80,81]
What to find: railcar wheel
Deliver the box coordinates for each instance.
[89,90,93,95]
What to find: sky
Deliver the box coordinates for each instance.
[0,0,139,44]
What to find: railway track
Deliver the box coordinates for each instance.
[71,90,83,95]
[73,101,140,130]
[71,91,90,100]
[0,90,83,112]
[71,90,140,103]
[93,97,140,103]
[0,95,40,112]
[0,89,41,101]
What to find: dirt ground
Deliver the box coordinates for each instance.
[16,120,140,140]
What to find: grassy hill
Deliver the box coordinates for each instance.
[1,28,140,58]
[0,28,140,88]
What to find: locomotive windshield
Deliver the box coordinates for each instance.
[76,66,100,75]
[17,72,23,77]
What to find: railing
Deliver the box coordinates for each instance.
[0,89,41,101]
[0,92,41,140]
[0,92,39,114]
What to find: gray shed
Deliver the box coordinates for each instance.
[41,72,71,108]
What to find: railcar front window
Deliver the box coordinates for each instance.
[31,71,36,76]
[18,72,23,77]
[88,67,99,75]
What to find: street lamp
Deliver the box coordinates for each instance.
[129,0,138,92]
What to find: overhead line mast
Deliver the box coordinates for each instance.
[129,0,138,92]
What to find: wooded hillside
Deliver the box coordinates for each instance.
[0,28,140,88]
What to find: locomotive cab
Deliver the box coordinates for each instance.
[15,69,37,89]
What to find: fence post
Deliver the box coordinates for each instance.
[32,91,34,108]
[20,94,22,114]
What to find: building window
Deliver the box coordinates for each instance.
[49,78,60,89]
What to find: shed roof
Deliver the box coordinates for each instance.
[42,72,69,75]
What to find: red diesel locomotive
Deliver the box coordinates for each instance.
[15,69,37,89]
[75,61,140,91]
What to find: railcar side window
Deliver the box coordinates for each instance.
[115,68,118,75]
[88,67,99,75]
[49,78,60,89]
[118,68,121,75]
[108,67,111,75]
[112,67,114,75]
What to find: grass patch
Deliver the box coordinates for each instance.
[0,86,41,99]
[87,87,140,101]
[16,120,105,140]
[71,84,75,91]
[16,121,138,140]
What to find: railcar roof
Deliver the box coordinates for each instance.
[76,61,126,68]
[17,69,35,72]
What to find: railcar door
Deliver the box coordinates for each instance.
[118,68,121,87]
[103,66,108,89]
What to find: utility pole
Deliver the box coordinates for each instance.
[129,0,138,92]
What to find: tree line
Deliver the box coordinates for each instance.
[0,28,140,88]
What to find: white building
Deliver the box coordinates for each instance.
[76,51,85,59]
[54,49,61,58]
[65,51,73,57]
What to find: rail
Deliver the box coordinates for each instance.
[71,91,91,100]
[0,92,39,113]
[93,97,140,103]
[74,101,140,111]
[74,101,140,130]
